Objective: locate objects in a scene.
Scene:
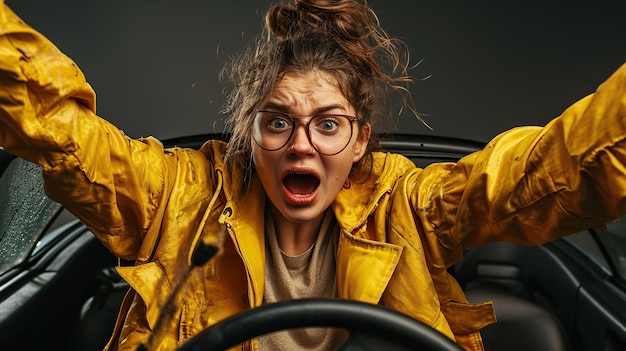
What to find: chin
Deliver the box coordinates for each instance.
[277,203,328,224]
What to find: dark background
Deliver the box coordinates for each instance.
[7,0,626,143]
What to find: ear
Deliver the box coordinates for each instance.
[352,122,371,163]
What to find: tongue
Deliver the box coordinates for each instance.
[284,174,319,195]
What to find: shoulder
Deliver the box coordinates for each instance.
[370,151,418,179]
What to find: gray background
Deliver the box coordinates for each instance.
[7,0,626,143]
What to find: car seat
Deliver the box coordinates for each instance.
[453,241,572,351]
[70,266,129,351]
[464,284,570,351]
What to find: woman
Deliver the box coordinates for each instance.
[1,0,625,350]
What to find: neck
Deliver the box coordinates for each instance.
[268,204,327,256]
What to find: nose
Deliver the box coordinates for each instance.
[288,123,315,155]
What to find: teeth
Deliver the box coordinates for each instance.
[290,171,315,177]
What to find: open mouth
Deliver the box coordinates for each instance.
[283,172,320,195]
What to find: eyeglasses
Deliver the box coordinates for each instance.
[252,111,361,156]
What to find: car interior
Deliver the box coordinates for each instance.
[1,134,625,351]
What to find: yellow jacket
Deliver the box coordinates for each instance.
[2,3,626,351]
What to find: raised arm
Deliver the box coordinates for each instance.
[0,2,172,260]
[413,62,626,254]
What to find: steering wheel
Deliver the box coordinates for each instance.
[175,299,464,351]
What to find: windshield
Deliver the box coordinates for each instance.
[0,157,62,275]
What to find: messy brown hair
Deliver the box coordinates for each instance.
[221,0,418,178]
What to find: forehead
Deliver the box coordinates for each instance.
[267,71,352,111]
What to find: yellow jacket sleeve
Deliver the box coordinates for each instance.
[0,2,172,260]
[417,62,626,251]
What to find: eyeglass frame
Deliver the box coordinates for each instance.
[252,110,364,156]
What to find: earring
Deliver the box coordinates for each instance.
[343,178,351,189]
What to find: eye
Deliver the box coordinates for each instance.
[267,115,292,132]
[314,116,340,134]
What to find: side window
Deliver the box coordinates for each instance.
[596,217,626,281]
[565,231,611,273]
[0,156,62,275]
[564,217,626,283]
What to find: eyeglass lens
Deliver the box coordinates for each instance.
[252,111,355,155]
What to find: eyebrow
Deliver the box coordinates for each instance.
[262,102,347,115]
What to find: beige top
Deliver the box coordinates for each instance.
[259,209,347,350]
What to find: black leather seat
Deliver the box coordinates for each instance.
[70,267,129,351]
[465,285,570,351]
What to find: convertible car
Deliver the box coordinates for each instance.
[1,133,625,351]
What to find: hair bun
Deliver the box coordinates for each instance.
[266,0,373,42]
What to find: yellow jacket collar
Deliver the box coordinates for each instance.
[333,152,417,231]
